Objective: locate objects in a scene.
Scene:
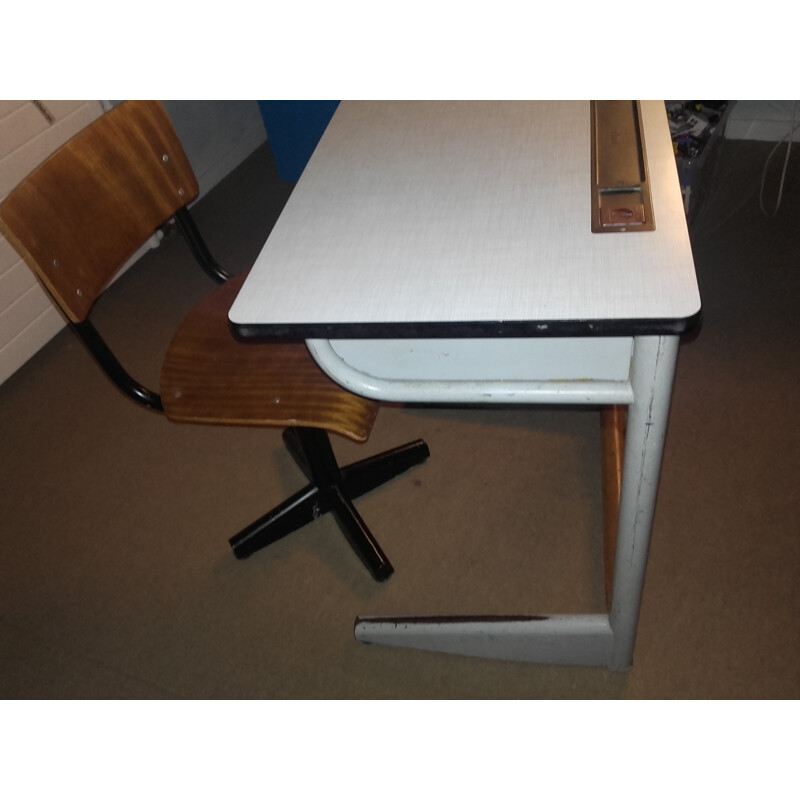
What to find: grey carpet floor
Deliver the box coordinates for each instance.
[1,133,798,699]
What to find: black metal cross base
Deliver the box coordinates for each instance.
[229,427,430,581]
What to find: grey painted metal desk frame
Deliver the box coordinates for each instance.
[229,101,701,671]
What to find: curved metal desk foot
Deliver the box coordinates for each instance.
[355,614,616,668]
[353,336,680,670]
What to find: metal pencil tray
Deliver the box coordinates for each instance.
[590,100,655,233]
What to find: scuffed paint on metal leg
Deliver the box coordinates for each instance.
[609,336,679,671]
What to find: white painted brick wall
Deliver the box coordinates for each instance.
[0,100,104,385]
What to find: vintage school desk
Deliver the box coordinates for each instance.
[229,101,701,671]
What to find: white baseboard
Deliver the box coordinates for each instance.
[725,100,800,141]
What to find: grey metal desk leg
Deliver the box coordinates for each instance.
[355,335,680,670]
[609,335,679,671]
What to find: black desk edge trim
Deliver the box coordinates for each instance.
[230,308,702,342]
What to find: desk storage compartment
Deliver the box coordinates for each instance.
[328,337,632,382]
[307,337,635,405]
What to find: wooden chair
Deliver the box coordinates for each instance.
[0,100,429,582]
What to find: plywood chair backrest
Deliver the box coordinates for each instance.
[0,101,199,323]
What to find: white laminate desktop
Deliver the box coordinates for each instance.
[229,101,699,337]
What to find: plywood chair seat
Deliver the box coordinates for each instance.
[161,272,378,441]
[0,100,429,582]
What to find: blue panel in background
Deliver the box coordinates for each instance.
[257,101,340,182]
